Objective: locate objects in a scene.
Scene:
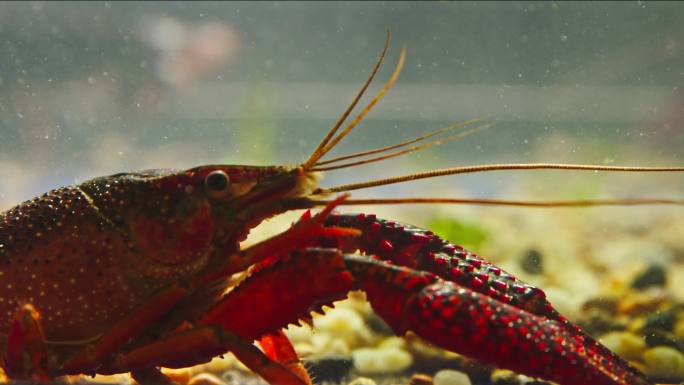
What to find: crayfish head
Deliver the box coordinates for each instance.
[79,165,321,275]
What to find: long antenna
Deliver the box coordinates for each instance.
[300,197,684,208]
[313,48,406,162]
[315,163,684,194]
[311,122,493,171]
[296,34,684,210]
[302,32,391,169]
[314,117,485,167]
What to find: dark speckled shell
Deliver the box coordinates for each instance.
[0,186,151,342]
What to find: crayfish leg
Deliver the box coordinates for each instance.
[91,247,345,384]
[61,285,188,374]
[232,331,311,385]
[5,304,50,381]
[258,330,312,385]
[102,326,310,385]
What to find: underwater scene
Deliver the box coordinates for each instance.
[1,2,684,385]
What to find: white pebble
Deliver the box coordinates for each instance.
[315,307,364,332]
[310,332,351,355]
[314,307,373,348]
[352,347,413,374]
[377,336,407,349]
[187,373,226,385]
[433,369,471,385]
[348,377,377,385]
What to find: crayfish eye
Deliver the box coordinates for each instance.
[204,170,230,195]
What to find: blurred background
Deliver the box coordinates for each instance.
[0,1,682,220]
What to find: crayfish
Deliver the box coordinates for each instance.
[1,33,683,385]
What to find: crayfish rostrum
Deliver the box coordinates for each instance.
[1,34,683,385]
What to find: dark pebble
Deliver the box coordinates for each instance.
[302,355,353,382]
[631,264,667,289]
[643,328,684,351]
[576,311,627,335]
[581,297,619,315]
[520,249,543,275]
[643,309,676,331]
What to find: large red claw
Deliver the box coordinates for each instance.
[328,215,653,385]
[360,275,652,385]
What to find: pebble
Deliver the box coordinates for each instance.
[642,346,684,379]
[303,354,352,382]
[377,335,407,349]
[352,346,413,374]
[292,342,315,357]
[405,334,465,373]
[617,287,669,316]
[197,356,237,375]
[598,331,646,360]
[310,332,352,355]
[625,316,646,334]
[673,317,684,340]
[577,310,626,335]
[433,369,472,385]
[631,264,667,289]
[187,373,226,385]
[161,368,193,384]
[409,373,434,385]
[582,297,619,315]
[643,329,684,351]
[489,369,550,385]
[314,306,374,348]
[643,310,676,331]
[490,369,521,385]
[520,248,543,275]
[347,377,377,385]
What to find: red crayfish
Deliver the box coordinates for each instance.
[1,33,683,385]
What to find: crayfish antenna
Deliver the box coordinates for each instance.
[315,163,684,194]
[312,47,406,165]
[313,115,488,167]
[303,197,684,208]
[302,31,391,170]
[311,121,494,171]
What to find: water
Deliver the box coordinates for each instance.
[1,2,684,384]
